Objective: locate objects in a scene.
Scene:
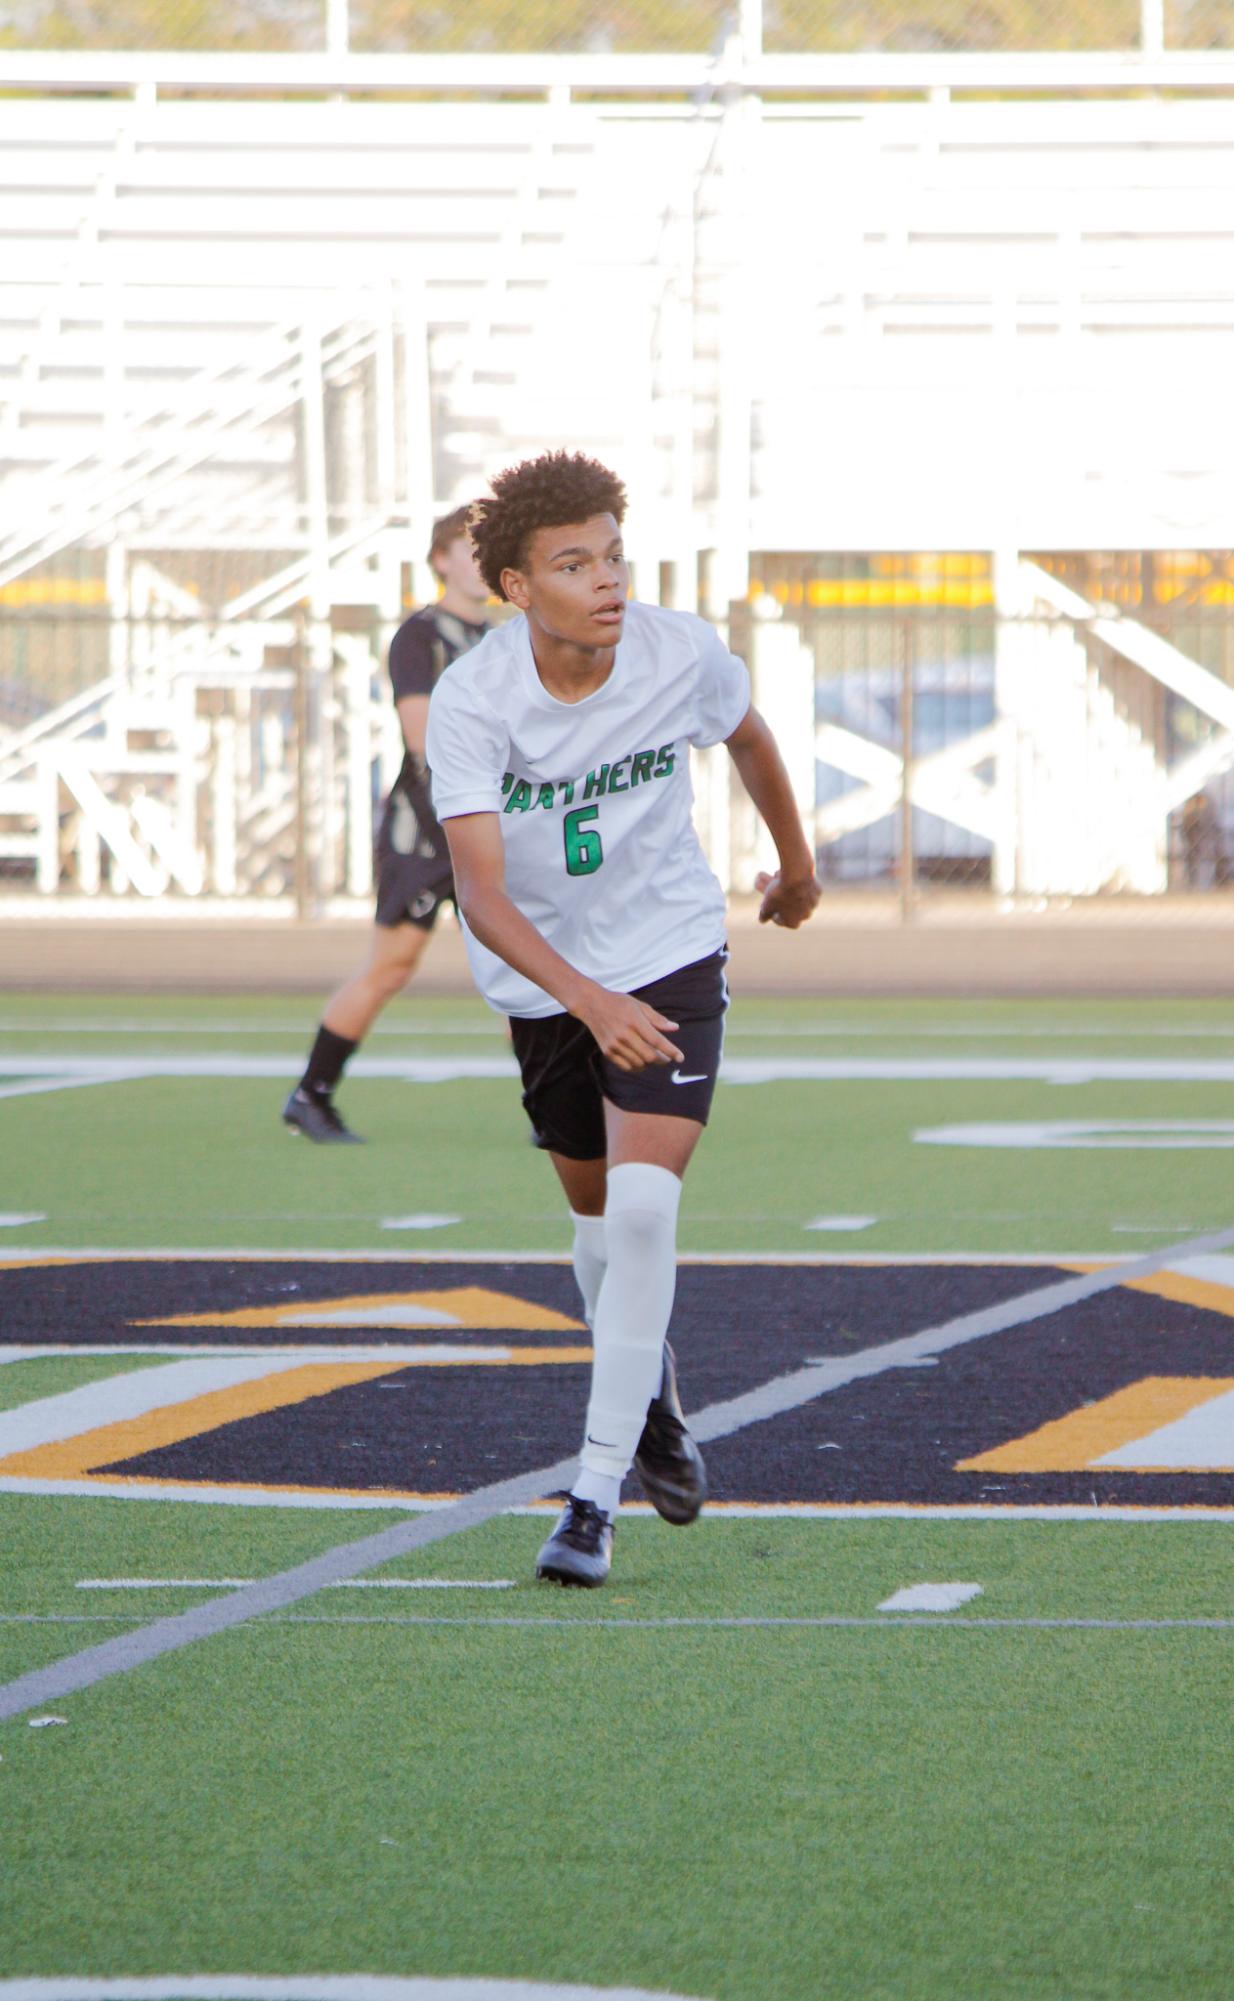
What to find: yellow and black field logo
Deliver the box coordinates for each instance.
[2,1256,1232,1510]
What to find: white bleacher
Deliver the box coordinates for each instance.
[2,71,1234,904]
[4,94,1233,568]
[0,97,688,587]
[745,101,1234,552]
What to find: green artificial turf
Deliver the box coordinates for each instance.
[6,1496,1234,1624]
[2,1504,1234,1998]
[4,993,1234,1999]
[4,992,1234,1252]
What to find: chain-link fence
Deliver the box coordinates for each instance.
[0,2,327,52]
[3,0,1230,53]
[6,547,1233,908]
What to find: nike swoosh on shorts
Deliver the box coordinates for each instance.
[670,1069,708,1085]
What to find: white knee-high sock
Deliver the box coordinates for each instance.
[569,1210,607,1329]
[573,1162,681,1513]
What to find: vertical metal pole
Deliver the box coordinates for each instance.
[36,752,60,895]
[293,607,312,921]
[900,628,915,924]
[345,639,375,900]
[105,537,129,687]
[1141,0,1165,53]
[739,0,763,57]
[327,0,350,55]
[992,546,1023,899]
[373,282,397,513]
[300,311,330,623]
[212,716,237,896]
[707,92,756,623]
[398,279,436,604]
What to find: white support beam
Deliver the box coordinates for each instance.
[1161,733,1234,814]
[211,716,237,896]
[35,754,60,894]
[130,790,205,894]
[815,721,1007,847]
[337,633,376,900]
[54,751,164,896]
[1023,562,1234,738]
[300,310,330,624]
[327,0,350,58]
[397,281,435,606]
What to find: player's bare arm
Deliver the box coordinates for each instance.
[396,693,429,762]
[444,810,684,1072]
[724,704,822,927]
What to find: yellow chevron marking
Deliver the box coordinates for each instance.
[958,1376,1234,1473]
[132,1287,585,1333]
[1062,1264,1234,1320]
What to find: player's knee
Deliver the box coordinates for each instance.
[372,940,422,994]
[605,1202,671,1265]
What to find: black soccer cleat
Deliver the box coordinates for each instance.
[281,1087,365,1145]
[634,1341,707,1526]
[535,1494,614,1587]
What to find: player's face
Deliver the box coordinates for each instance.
[436,533,488,603]
[503,514,629,649]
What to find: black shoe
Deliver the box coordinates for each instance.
[634,1341,707,1525]
[535,1494,614,1587]
[282,1087,365,1145]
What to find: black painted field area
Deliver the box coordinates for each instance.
[5,1257,1233,1508]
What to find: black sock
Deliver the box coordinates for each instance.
[299,1024,357,1098]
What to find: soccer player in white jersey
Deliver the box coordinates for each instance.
[427,451,819,1585]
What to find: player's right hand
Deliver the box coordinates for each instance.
[577,989,684,1072]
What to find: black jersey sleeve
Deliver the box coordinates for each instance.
[388,617,438,700]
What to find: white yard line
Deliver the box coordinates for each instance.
[0,1978,707,2001]
[0,1072,148,1103]
[7,1019,1234,1040]
[7,1053,1234,1083]
[76,1578,516,1592]
[3,1613,1231,1637]
[0,1247,1151,1267]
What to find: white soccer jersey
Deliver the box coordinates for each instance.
[426,599,751,1017]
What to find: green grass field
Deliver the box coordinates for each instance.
[5,991,1234,1254]
[2,992,1233,2000]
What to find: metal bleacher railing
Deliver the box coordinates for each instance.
[1,2,1232,913]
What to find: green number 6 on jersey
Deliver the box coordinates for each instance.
[564,804,603,876]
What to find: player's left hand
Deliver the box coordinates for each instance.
[756,869,821,928]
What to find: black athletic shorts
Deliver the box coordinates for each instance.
[509,949,729,1161]
[374,785,456,931]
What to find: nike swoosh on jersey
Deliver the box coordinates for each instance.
[670,1069,708,1085]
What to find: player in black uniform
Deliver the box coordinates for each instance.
[282,506,490,1143]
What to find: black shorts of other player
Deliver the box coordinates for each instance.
[510,950,728,1160]
[373,782,456,931]
[375,595,487,930]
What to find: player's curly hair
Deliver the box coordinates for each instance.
[469,451,627,600]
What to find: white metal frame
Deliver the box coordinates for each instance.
[3,52,1231,98]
